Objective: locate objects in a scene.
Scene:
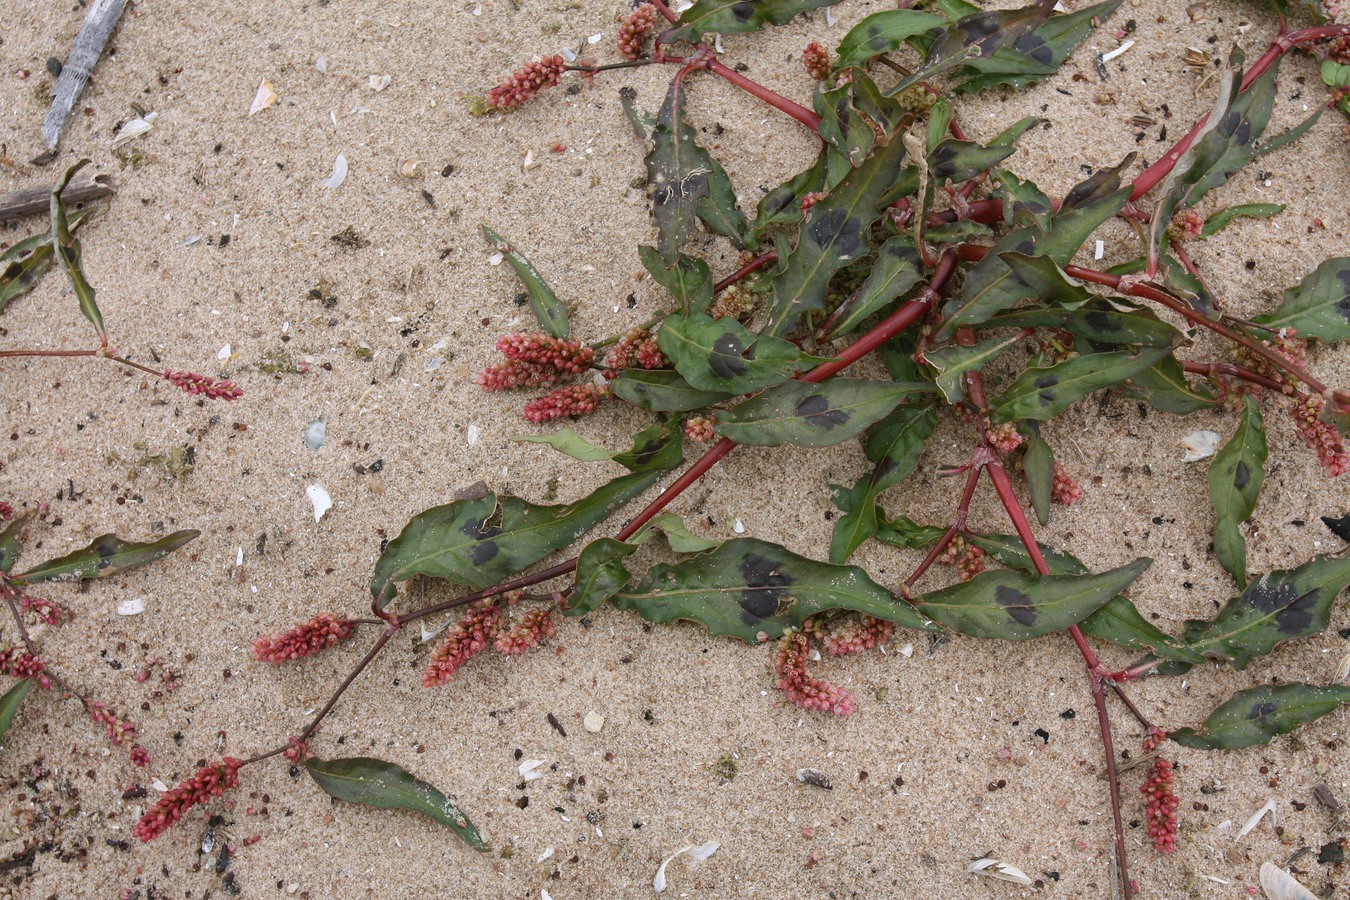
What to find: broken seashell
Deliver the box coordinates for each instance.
[306,484,332,522]
[112,112,157,147]
[398,158,424,178]
[368,74,391,91]
[1182,429,1221,461]
[967,858,1034,886]
[116,597,145,616]
[1260,862,1318,900]
[303,417,327,452]
[249,79,278,116]
[319,154,348,189]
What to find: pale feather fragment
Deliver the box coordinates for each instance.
[1237,798,1276,840]
[653,842,719,894]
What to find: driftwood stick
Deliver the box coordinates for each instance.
[41,0,128,151]
[0,175,113,224]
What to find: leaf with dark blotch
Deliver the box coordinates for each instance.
[516,420,683,474]
[1200,203,1285,239]
[657,312,817,394]
[1147,51,1278,273]
[638,513,722,554]
[885,0,1059,96]
[1181,554,1350,669]
[51,160,105,341]
[962,532,1086,576]
[12,530,199,584]
[612,537,935,642]
[821,236,925,339]
[1122,352,1218,413]
[982,302,1185,349]
[638,246,713,316]
[751,148,827,241]
[991,169,1053,230]
[997,252,1092,306]
[846,72,908,137]
[1021,423,1055,526]
[369,471,659,607]
[0,512,33,574]
[0,207,100,318]
[874,513,947,550]
[305,757,486,850]
[1251,257,1350,343]
[716,379,931,448]
[924,99,956,156]
[695,156,748,250]
[764,135,910,337]
[989,346,1170,423]
[913,559,1150,640]
[566,538,638,617]
[619,86,655,142]
[951,1,1122,93]
[927,140,1015,185]
[833,9,948,71]
[879,331,925,383]
[480,225,568,338]
[1324,513,1350,543]
[923,220,994,246]
[610,369,734,412]
[664,0,844,43]
[1209,396,1266,588]
[0,678,30,745]
[815,83,875,169]
[925,333,1021,404]
[1267,0,1335,25]
[1170,683,1350,750]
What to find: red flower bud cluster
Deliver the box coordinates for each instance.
[821,614,894,655]
[1051,462,1084,505]
[0,646,50,689]
[163,370,244,401]
[936,536,986,582]
[1141,756,1179,853]
[1291,393,1349,477]
[486,56,567,110]
[133,757,242,841]
[1176,208,1204,240]
[800,191,825,214]
[802,42,832,81]
[251,613,355,663]
[603,327,666,375]
[424,602,505,687]
[0,501,12,520]
[476,359,567,391]
[774,629,856,716]
[20,593,65,625]
[985,422,1023,454]
[86,700,149,767]
[283,736,312,765]
[708,283,756,321]
[618,4,660,60]
[523,383,611,424]
[684,415,716,443]
[496,333,595,373]
[493,607,557,654]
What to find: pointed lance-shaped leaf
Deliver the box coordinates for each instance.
[951,0,1123,93]
[0,207,100,318]
[480,225,569,338]
[715,379,932,448]
[989,346,1170,423]
[912,559,1150,640]
[1208,396,1266,588]
[873,512,947,550]
[925,333,1022,405]
[991,169,1053,230]
[637,513,722,554]
[0,512,34,574]
[821,235,924,340]
[369,471,660,608]
[0,678,32,746]
[1199,203,1285,239]
[1170,683,1350,750]
[304,756,486,850]
[566,538,639,617]
[1251,257,1350,343]
[619,86,655,142]
[751,147,827,242]
[51,160,105,341]
[928,139,1016,186]
[638,246,713,317]
[1180,553,1350,669]
[815,82,875,169]
[516,419,684,474]
[657,312,818,394]
[610,368,734,412]
[834,9,947,71]
[1122,352,1218,414]
[612,537,936,642]
[12,530,199,584]
[663,0,845,43]
[981,302,1185,349]
[886,0,1058,96]
[1020,422,1055,527]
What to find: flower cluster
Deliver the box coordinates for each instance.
[800,191,825,214]
[0,501,12,520]
[486,55,567,110]
[86,700,149,767]
[821,614,894,655]
[251,613,355,663]
[986,422,1023,454]
[1051,463,1084,505]
[493,607,557,654]
[523,383,610,424]
[802,42,832,81]
[684,415,716,443]
[423,602,505,687]
[20,592,65,625]
[774,629,856,716]
[0,646,50,688]
[1291,393,1349,477]
[133,757,243,841]
[937,536,986,581]
[283,736,312,765]
[496,333,595,373]
[1141,755,1179,853]
[603,327,665,375]
[708,282,756,321]
[1174,208,1204,240]
[163,370,244,401]
[476,358,567,391]
[618,4,659,60]
[1237,330,1307,391]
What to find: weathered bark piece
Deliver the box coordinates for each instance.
[41,0,128,151]
[0,174,113,224]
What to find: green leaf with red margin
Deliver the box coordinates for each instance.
[988,346,1170,423]
[664,0,844,43]
[480,225,569,338]
[51,160,105,342]
[611,537,935,642]
[304,756,486,850]
[11,530,199,584]
[1170,684,1350,750]
[657,312,817,394]
[715,378,932,447]
[1208,396,1266,588]
[1251,257,1350,343]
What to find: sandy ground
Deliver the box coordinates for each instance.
[0,0,1348,897]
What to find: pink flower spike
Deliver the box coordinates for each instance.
[774,630,856,716]
[986,422,1023,454]
[822,615,894,655]
[684,415,716,443]
[163,370,244,401]
[251,613,355,663]
[20,593,65,625]
[493,607,557,654]
[476,358,565,391]
[523,383,610,424]
[1141,756,1179,853]
[86,699,138,748]
[423,602,504,686]
[802,42,832,81]
[1291,394,1349,477]
[495,333,594,373]
[132,758,242,841]
[486,55,567,110]
[1051,462,1084,505]
[618,4,659,60]
[0,646,50,689]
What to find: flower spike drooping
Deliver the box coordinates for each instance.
[252,613,355,663]
[133,758,243,841]
[486,56,567,110]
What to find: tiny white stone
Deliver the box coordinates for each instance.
[733,518,745,534]
[583,711,605,733]
[537,847,555,862]
[467,425,482,447]
[116,598,145,616]
[899,643,914,658]
[306,484,333,522]
[1094,239,1105,260]
[303,418,327,451]
[587,33,602,44]
[315,56,327,73]
[368,74,391,91]
[236,547,244,567]
[217,344,232,360]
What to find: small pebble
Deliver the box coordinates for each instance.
[583,711,605,733]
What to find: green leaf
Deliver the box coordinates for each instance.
[874,513,946,550]
[638,246,714,316]
[912,559,1150,640]
[992,169,1053,230]
[715,379,931,447]
[664,0,844,43]
[821,236,924,339]
[1269,0,1335,26]
[1122,352,1218,413]
[1199,203,1285,239]
[1147,51,1278,271]
[886,0,1059,96]
[304,756,486,851]
[0,679,31,746]
[996,252,1092,306]
[480,225,568,338]
[51,160,104,341]
[1208,396,1267,587]
[12,530,199,584]
[1180,554,1350,669]
[638,513,722,553]
[0,207,101,318]
[846,71,908,137]
[950,1,1123,93]
[834,9,947,70]
[764,135,911,337]
[369,471,659,607]
[925,333,1021,404]
[612,537,935,641]
[923,220,994,246]
[815,83,875,169]
[657,312,816,394]
[1170,684,1350,750]
[928,140,1015,185]
[989,347,1169,423]
[1324,60,1350,115]
[515,420,683,474]
[610,369,734,412]
[566,538,638,617]
[1021,422,1055,527]
[1251,257,1350,342]
[514,428,620,463]
[0,512,33,574]
[619,86,655,142]
[982,301,1185,348]
[751,148,826,241]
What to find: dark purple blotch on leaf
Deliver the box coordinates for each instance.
[795,394,849,429]
[709,332,749,379]
[994,583,1037,627]
[737,551,794,624]
[1274,588,1321,635]
[1322,513,1350,542]
[1248,700,1278,720]
[1234,461,1251,490]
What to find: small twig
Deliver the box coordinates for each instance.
[0,174,112,224]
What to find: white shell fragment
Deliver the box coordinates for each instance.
[398,158,424,178]
[1237,798,1276,840]
[116,597,145,616]
[466,425,482,447]
[1260,862,1318,900]
[1182,429,1222,461]
[217,343,232,360]
[368,74,391,91]
[733,518,745,534]
[319,154,348,189]
[314,56,328,74]
[112,111,157,147]
[249,79,278,116]
[303,418,327,451]
[653,842,720,894]
[583,711,605,733]
[967,858,1034,886]
[518,759,547,782]
[306,484,333,522]
[536,847,555,863]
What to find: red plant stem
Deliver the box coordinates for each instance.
[701,57,822,132]
[1092,677,1133,900]
[1181,359,1286,393]
[648,0,679,26]
[0,580,37,655]
[713,251,779,294]
[0,347,171,380]
[1109,681,1158,733]
[1130,24,1350,201]
[1168,239,1224,311]
[902,463,983,592]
